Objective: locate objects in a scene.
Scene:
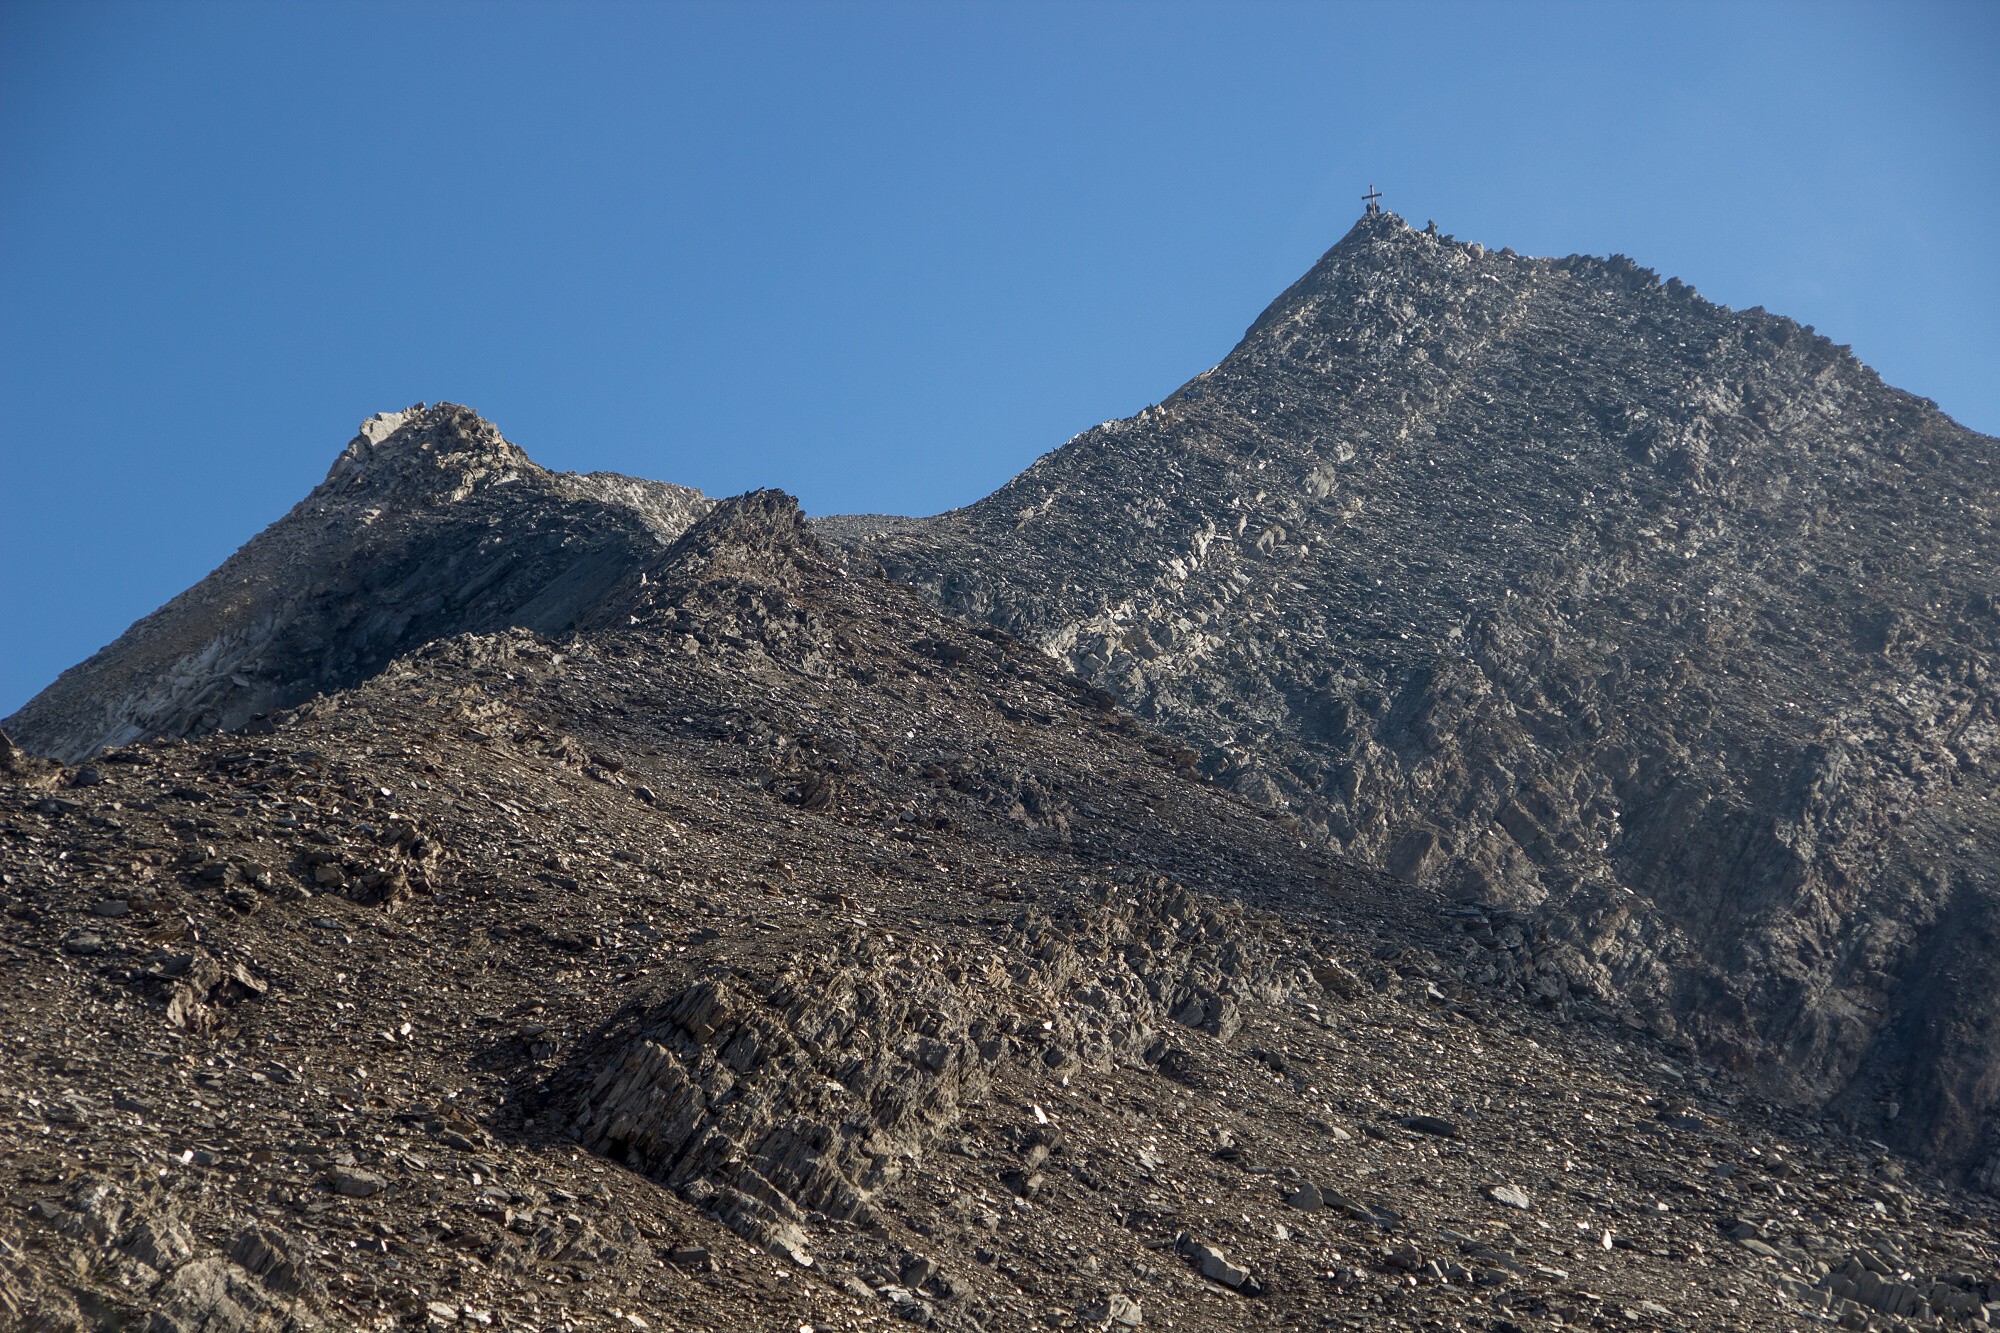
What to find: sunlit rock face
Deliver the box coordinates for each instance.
[838,211,2000,1181]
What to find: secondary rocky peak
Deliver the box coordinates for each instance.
[4,412,711,762]
[578,490,840,663]
[662,488,824,574]
[320,402,537,502]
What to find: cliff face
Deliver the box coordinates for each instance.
[844,212,2000,1180]
[3,405,711,763]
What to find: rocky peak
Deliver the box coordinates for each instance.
[578,490,836,655]
[1240,208,1416,324]
[662,489,825,576]
[319,402,537,503]
[839,216,2000,1185]
[4,411,711,762]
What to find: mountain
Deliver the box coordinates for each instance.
[6,213,2000,1331]
[837,210,2000,1184]
[4,405,710,764]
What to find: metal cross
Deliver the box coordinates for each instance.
[1363,185,1383,215]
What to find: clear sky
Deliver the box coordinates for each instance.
[3,1,1995,716]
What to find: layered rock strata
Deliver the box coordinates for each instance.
[840,212,2000,1180]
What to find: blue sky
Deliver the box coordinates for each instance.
[3,1,1996,715]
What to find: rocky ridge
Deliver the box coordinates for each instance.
[5,405,710,764]
[841,211,2000,1185]
[5,483,1998,1333]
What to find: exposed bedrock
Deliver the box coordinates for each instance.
[565,883,1315,1256]
[4,405,709,763]
[837,211,2000,1182]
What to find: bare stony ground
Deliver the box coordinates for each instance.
[5,490,1998,1331]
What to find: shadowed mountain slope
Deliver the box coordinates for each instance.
[4,405,710,764]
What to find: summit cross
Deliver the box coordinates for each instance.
[1363,185,1383,215]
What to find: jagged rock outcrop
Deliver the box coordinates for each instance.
[4,404,709,762]
[839,211,2000,1182]
[568,883,1304,1258]
[0,1175,323,1332]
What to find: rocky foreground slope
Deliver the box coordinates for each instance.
[839,211,2000,1186]
[6,484,2000,1331]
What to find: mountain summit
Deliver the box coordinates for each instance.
[840,211,2000,1180]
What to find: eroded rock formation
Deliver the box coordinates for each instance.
[839,211,2000,1180]
[6,405,709,763]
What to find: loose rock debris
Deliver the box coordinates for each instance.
[3,484,1996,1331]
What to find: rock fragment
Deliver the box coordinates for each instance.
[328,1167,387,1198]
[1079,1292,1143,1326]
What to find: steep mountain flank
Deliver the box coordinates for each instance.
[842,212,2000,1183]
[4,405,710,763]
[7,481,1998,1332]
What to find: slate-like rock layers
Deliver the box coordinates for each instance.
[842,211,2000,1181]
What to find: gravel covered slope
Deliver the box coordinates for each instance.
[5,491,1998,1332]
[842,211,2000,1184]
